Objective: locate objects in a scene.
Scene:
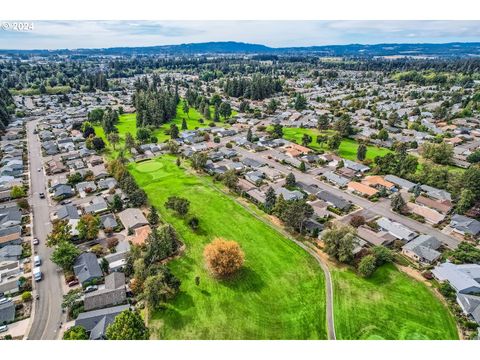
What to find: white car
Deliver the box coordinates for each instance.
[0,325,8,333]
[33,238,39,245]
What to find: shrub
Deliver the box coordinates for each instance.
[357,255,377,278]
[349,215,366,228]
[107,237,119,250]
[204,238,244,278]
[89,244,104,257]
[21,291,32,302]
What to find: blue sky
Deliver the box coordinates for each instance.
[1,21,480,50]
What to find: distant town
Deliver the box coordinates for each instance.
[1,41,480,340]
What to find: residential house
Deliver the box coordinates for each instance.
[117,208,148,231]
[317,191,352,212]
[128,225,152,246]
[376,217,418,242]
[450,215,480,237]
[384,175,417,192]
[432,262,480,294]
[402,235,442,264]
[0,298,15,324]
[83,272,127,311]
[73,253,103,285]
[406,202,446,225]
[74,304,130,340]
[347,181,378,198]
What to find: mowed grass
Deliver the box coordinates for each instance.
[332,264,458,340]
[280,127,392,161]
[95,100,236,146]
[128,155,327,339]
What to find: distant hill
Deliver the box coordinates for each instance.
[1,41,480,57]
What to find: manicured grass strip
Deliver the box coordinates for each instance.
[128,155,327,339]
[280,127,392,161]
[331,264,458,340]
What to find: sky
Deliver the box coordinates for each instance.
[1,21,480,50]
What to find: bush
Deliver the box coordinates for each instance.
[357,255,377,278]
[89,244,104,257]
[349,215,366,228]
[107,237,119,250]
[21,291,32,302]
[188,216,200,230]
[204,238,244,278]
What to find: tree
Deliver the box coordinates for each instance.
[264,187,276,213]
[51,241,81,271]
[391,193,406,213]
[191,152,208,170]
[246,127,253,142]
[106,309,150,340]
[129,189,147,207]
[125,132,135,150]
[349,215,366,228]
[219,101,232,119]
[76,214,100,241]
[147,205,160,225]
[299,161,306,172]
[170,124,179,139]
[467,150,480,164]
[46,219,72,247]
[294,93,307,111]
[462,165,480,201]
[221,169,239,190]
[10,185,25,199]
[317,114,329,130]
[457,189,476,214]
[92,137,106,151]
[107,133,120,150]
[377,128,389,141]
[165,196,190,216]
[181,118,188,130]
[188,216,200,230]
[182,101,190,118]
[62,289,83,309]
[285,172,296,189]
[357,255,377,277]
[144,225,179,266]
[322,223,357,264]
[278,199,313,233]
[63,326,88,340]
[110,194,123,212]
[271,124,283,139]
[421,142,454,165]
[267,99,278,114]
[143,267,181,311]
[333,114,353,137]
[371,246,393,266]
[136,127,152,144]
[357,144,367,161]
[327,133,342,151]
[88,108,104,123]
[204,238,245,278]
[302,133,312,147]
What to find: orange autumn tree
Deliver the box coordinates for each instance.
[204,238,245,278]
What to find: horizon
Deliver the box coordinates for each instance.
[1,20,480,50]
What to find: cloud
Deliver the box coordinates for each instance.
[0,20,479,50]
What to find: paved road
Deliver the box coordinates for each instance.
[26,119,65,340]
[236,147,460,249]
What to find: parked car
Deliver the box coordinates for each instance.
[0,325,8,333]
[39,192,45,199]
[33,238,39,245]
[67,280,79,287]
[84,285,98,293]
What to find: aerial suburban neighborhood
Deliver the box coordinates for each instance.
[2,19,480,345]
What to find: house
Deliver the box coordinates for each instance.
[384,175,417,192]
[420,185,452,202]
[432,262,480,294]
[0,226,22,248]
[415,195,453,214]
[275,187,304,201]
[128,225,152,246]
[308,199,330,219]
[317,191,351,212]
[53,185,75,200]
[402,235,442,264]
[406,203,446,225]
[457,293,480,324]
[450,214,480,237]
[73,253,103,285]
[57,205,80,221]
[344,159,370,173]
[246,189,266,204]
[303,218,324,236]
[0,298,15,324]
[97,178,117,191]
[376,217,418,242]
[362,176,395,191]
[0,205,22,229]
[99,214,118,230]
[118,208,148,230]
[85,198,109,215]
[0,244,22,261]
[74,304,130,340]
[83,272,127,311]
[357,225,396,246]
[323,171,349,187]
[76,181,97,194]
[347,181,378,198]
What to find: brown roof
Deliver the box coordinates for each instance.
[128,225,152,246]
[347,182,378,197]
[357,226,395,246]
[362,176,394,189]
[406,202,445,224]
[416,195,452,214]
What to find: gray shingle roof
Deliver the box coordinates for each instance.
[73,253,103,284]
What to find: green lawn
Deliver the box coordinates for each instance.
[280,127,392,161]
[128,156,327,339]
[94,100,236,157]
[332,264,458,340]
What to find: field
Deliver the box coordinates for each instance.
[331,264,458,340]
[94,100,236,155]
[128,156,327,339]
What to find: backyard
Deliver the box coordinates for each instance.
[331,264,459,340]
[128,155,327,339]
